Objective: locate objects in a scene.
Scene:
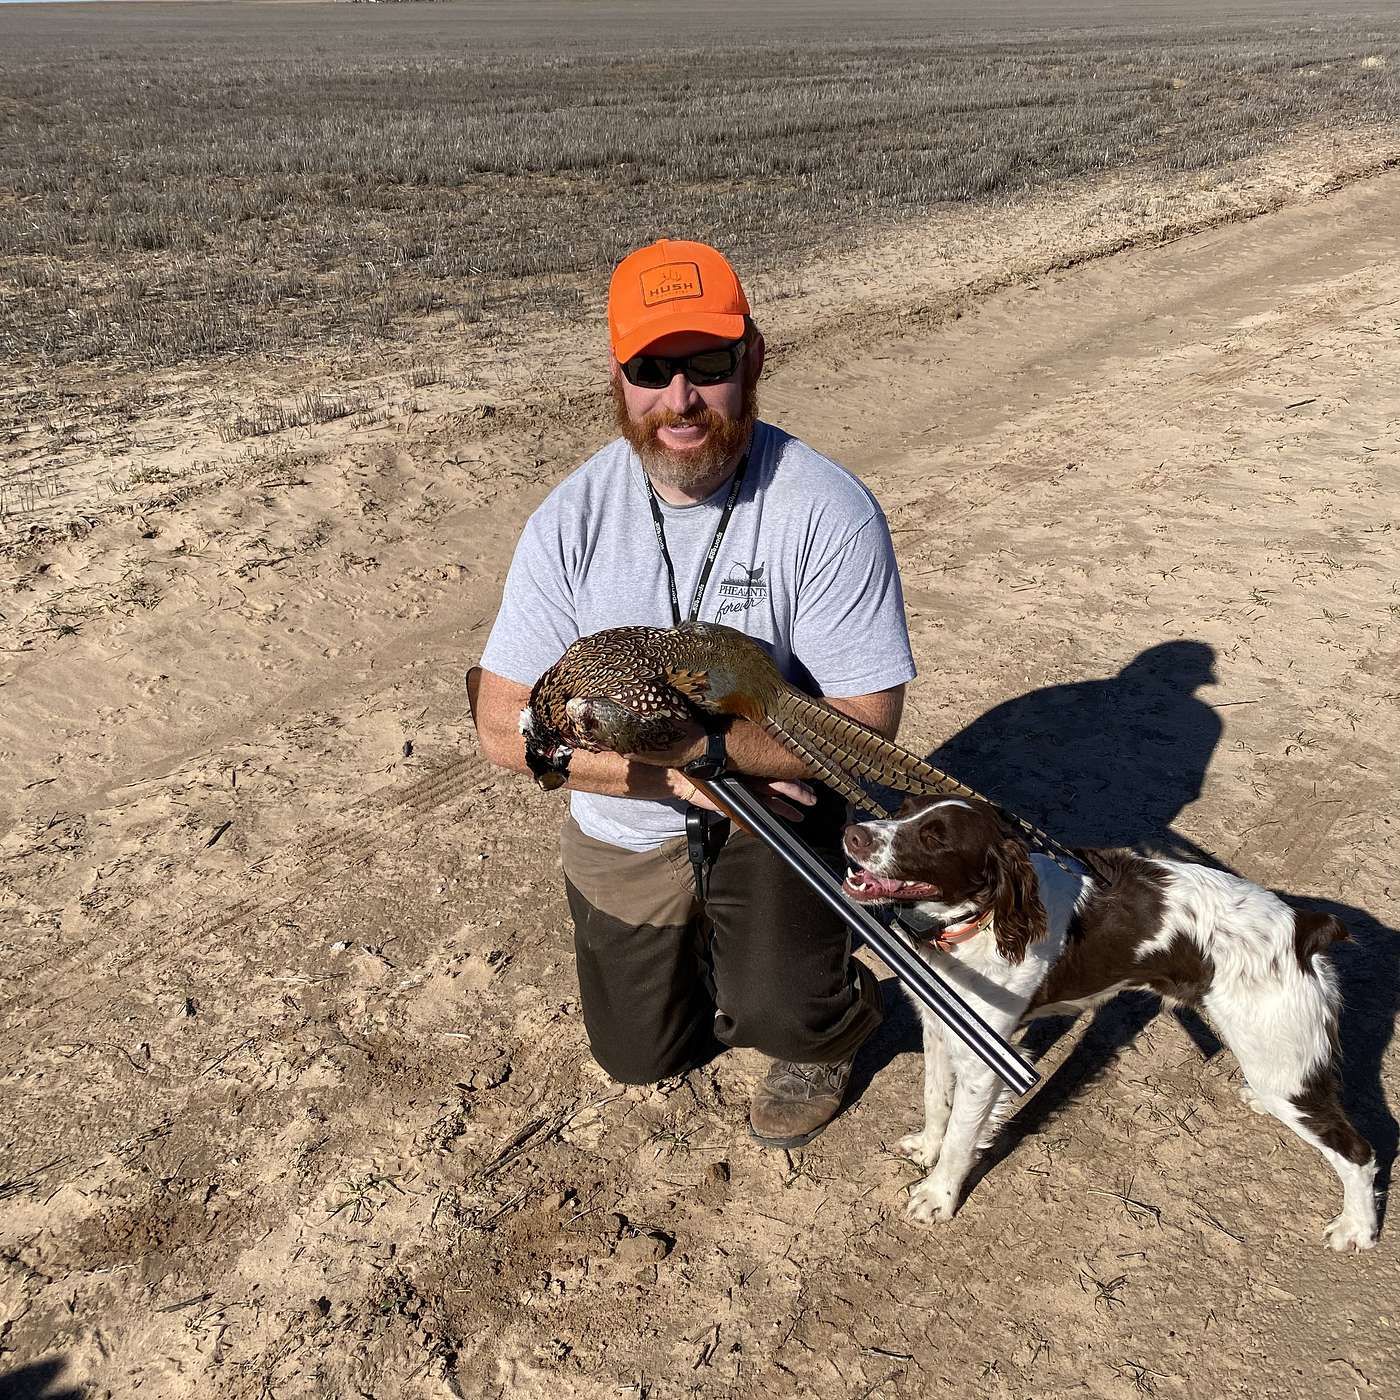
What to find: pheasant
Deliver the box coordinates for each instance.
[521,621,1094,876]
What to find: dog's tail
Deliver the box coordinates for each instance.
[1294,909,1351,969]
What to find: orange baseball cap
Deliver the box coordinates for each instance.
[608,239,750,363]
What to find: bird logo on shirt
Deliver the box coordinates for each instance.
[717,562,767,619]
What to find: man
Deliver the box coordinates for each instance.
[473,238,916,1147]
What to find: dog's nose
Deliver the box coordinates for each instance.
[842,823,871,856]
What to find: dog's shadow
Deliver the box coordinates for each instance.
[846,639,1398,1212]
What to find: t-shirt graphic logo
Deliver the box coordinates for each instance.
[716,561,767,620]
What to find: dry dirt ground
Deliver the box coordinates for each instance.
[2,132,1399,1399]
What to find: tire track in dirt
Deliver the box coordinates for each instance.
[806,170,1400,542]
[1,744,504,1020]
[168,742,502,936]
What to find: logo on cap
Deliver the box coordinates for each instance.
[640,262,703,307]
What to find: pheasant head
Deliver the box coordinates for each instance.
[519,699,573,791]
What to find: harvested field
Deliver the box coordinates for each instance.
[1,2,1399,1398]
[2,0,1398,379]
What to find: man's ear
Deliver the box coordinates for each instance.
[746,329,765,384]
[987,837,1046,964]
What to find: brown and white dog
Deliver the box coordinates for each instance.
[842,797,1378,1250]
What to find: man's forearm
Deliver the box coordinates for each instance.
[549,748,693,801]
[479,713,688,800]
[531,721,801,800]
[718,718,812,780]
[476,665,904,797]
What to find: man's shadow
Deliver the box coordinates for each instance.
[848,640,1398,1208]
[930,638,1224,859]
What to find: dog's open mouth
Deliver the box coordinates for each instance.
[842,867,941,903]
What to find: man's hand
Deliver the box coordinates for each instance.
[672,772,818,823]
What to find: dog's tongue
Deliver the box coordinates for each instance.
[846,872,904,898]
[842,870,940,902]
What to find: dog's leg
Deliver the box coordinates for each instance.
[906,1056,1005,1224]
[901,941,1050,1224]
[1210,986,1377,1251]
[895,1007,953,1169]
[1244,1072,1377,1252]
[1238,1083,1269,1114]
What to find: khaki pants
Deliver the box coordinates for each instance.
[560,802,882,1084]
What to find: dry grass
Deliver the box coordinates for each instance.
[217,390,374,443]
[0,1,1397,377]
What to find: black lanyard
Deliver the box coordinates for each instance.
[643,453,748,626]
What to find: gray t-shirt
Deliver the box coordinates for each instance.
[479,419,916,851]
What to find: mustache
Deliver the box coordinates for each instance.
[634,404,724,433]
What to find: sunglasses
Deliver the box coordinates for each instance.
[620,338,747,390]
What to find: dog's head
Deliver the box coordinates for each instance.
[841,797,1047,962]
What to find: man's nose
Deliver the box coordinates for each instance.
[660,371,700,413]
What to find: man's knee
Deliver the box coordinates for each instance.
[716,965,882,1063]
[588,1038,699,1086]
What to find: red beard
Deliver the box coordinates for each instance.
[611,373,758,493]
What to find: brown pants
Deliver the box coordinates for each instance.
[561,804,882,1085]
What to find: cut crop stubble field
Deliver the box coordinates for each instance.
[1,0,1398,386]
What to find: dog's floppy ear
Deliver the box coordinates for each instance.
[987,836,1046,964]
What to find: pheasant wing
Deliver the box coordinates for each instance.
[663,667,712,703]
[609,677,694,726]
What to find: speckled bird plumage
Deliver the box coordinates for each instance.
[519,622,1093,877]
[520,622,777,790]
[520,620,947,806]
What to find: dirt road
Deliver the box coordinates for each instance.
[2,148,1397,1398]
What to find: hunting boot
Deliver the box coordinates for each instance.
[748,1054,856,1149]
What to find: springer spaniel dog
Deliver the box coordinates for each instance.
[842,797,1378,1251]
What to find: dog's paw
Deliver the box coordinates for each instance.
[906,1178,958,1224]
[893,1133,941,1169]
[1325,1211,1378,1252]
[1238,1085,1269,1115]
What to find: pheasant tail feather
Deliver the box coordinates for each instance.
[758,717,873,810]
[769,692,976,799]
[768,691,1094,877]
